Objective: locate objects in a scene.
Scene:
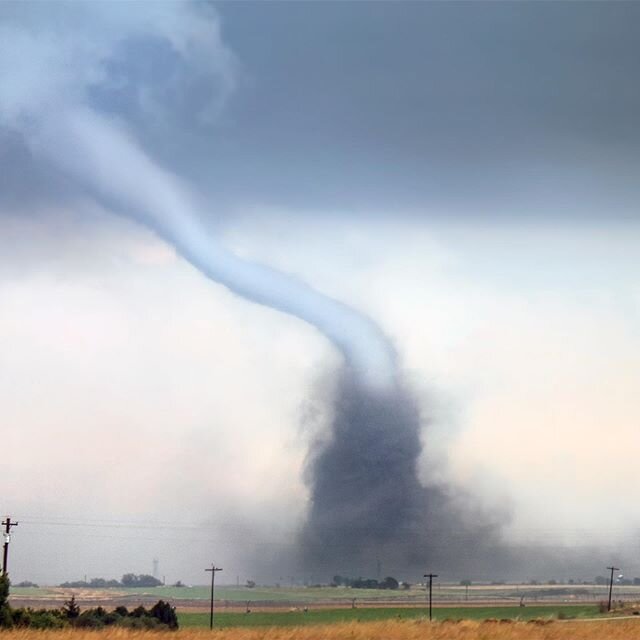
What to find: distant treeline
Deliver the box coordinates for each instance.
[59,573,162,588]
[0,576,177,630]
[331,575,406,590]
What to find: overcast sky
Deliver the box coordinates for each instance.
[1,1,640,585]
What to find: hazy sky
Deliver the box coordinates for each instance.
[1,1,640,585]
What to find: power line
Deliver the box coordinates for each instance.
[16,515,640,541]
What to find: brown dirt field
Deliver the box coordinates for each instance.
[3,619,640,640]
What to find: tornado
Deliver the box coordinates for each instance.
[32,107,432,571]
[1,1,509,579]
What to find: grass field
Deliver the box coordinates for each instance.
[178,604,600,628]
[8,587,58,598]
[2,619,640,640]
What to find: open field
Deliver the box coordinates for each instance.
[10,583,638,610]
[178,604,600,628]
[3,619,640,640]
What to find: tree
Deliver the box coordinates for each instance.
[0,574,12,628]
[62,595,80,620]
[381,576,399,590]
[136,574,162,587]
[121,574,135,587]
[351,578,379,589]
[121,574,162,588]
[0,575,9,610]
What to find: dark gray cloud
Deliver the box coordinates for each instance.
[3,2,639,218]
[178,1,640,218]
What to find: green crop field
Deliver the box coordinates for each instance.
[178,604,600,628]
[8,587,57,597]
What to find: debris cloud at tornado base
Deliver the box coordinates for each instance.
[299,369,512,579]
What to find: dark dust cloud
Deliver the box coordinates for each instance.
[298,368,513,581]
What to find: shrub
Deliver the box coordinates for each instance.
[74,611,104,628]
[0,575,9,609]
[0,606,12,628]
[131,605,149,618]
[10,607,65,629]
[28,610,66,629]
[150,600,178,629]
[0,591,177,631]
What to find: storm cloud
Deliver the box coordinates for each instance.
[2,1,640,585]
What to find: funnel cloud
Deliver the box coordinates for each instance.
[3,1,637,585]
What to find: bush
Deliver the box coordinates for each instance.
[0,575,9,609]
[28,610,66,629]
[150,600,178,629]
[131,605,149,618]
[10,607,66,629]
[0,575,12,628]
[0,605,13,628]
[0,590,177,631]
[74,611,105,628]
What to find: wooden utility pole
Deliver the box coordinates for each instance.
[607,566,620,612]
[424,573,438,621]
[205,564,223,629]
[2,517,18,577]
